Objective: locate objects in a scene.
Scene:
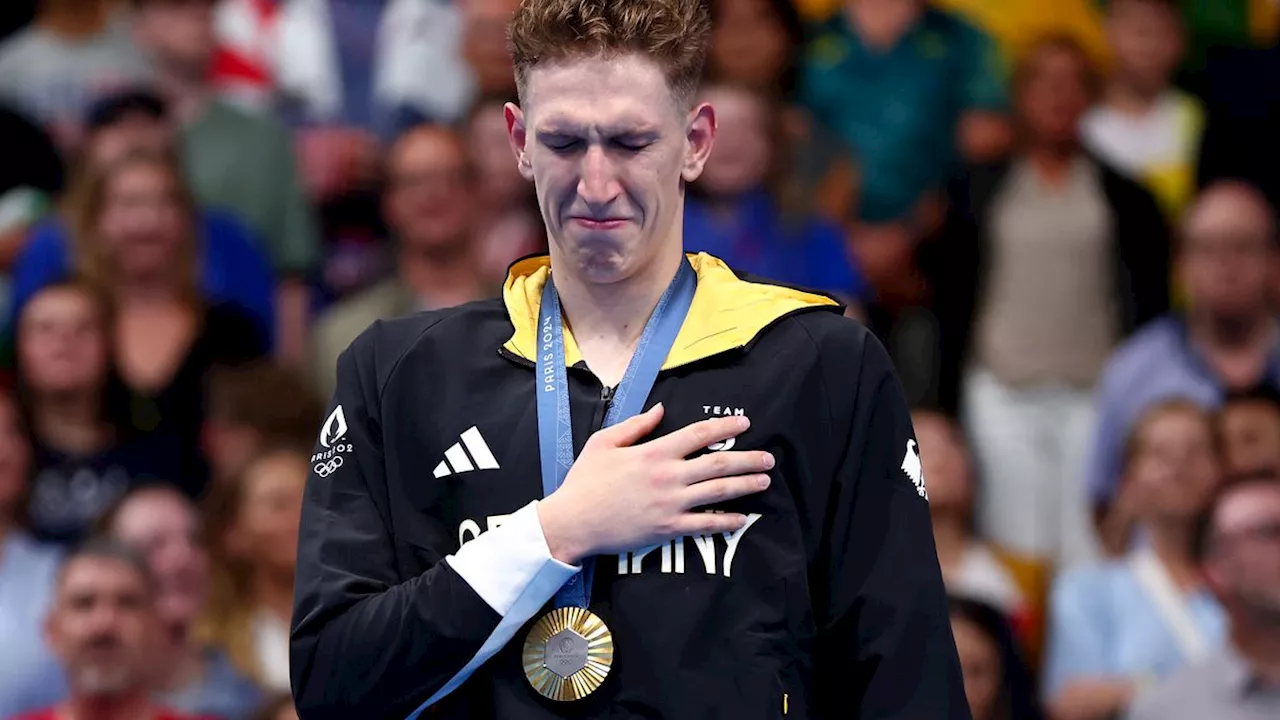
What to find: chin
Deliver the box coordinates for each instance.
[562,235,639,284]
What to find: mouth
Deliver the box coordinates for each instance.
[571,217,629,230]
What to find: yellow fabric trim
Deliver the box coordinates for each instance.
[502,252,840,370]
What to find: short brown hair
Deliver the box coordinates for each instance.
[1120,397,1217,475]
[507,0,712,108]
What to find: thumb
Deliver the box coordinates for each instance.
[596,402,665,448]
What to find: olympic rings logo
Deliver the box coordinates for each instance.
[314,456,344,477]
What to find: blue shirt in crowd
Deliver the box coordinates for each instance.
[1086,315,1280,504]
[0,533,66,718]
[1044,552,1226,698]
[8,210,276,346]
[683,189,867,302]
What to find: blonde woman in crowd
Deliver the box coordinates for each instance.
[98,483,264,719]
[204,446,309,692]
[68,150,267,492]
[1044,399,1226,720]
[0,385,65,717]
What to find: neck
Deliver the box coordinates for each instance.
[61,692,152,720]
[1026,143,1078,180]
[1190,310,1272,351]
[251,566,295,625]
[34,392,109,454]
[553,246,685,387]
[1232,618,1280,686]
[398,241,485,308]
[154,622,203,692]
[845,0,923,50]
[38,0,112,39]
[1104,79,1164,116]
[116,277,182,306]
[1147,518,1200,589]
[153,70,210,125]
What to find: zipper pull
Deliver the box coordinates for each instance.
[600,385,615,405]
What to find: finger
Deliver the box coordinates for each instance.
[682,474,771,509]
[670,510,756,537]
[679,450,775,485]
[590,402,665,448]
[647,415,749,458]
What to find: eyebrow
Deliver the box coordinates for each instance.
[537,121,660,138]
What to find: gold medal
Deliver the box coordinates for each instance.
[522,606,614,701]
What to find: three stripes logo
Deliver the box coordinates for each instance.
[433,426,501,478]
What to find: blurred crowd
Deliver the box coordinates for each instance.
[0,0,1278,719]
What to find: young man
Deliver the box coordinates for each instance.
[289,1,965,718]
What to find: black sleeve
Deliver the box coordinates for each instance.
[811,326,970,719]
[290,327,502,719]
[0,104,63,195]
[1110,171,1171,332]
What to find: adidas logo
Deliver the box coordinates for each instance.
[433,426,501,478]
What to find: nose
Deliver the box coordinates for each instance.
[577,145,621,212]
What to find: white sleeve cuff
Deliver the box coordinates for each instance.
[445,500,579,616]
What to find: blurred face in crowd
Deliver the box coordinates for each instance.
[1180,183,1277,326]
[133,0,218,80]
[0,394,30,526]
[1107,0,1184,95]
[227,452,308,576]
[469,101,529,208]
[1219,399,1280,480]
[87,113,172,170]
[1205,482,1280,624]
[710,0,794,90]
[110,488,210,631]
[951,612,1002,720]
[384,126,476,254]
[46,555,156,696]
[912,411,973,522]
[462,0,520,96]
[507,53,715,284]
[1125,406,1220,522]
[697,85,773,199]
[97,159,190,281]
[1016,41,1094,147]
[19,286,110,397]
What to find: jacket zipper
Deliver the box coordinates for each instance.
[592,384,615,432]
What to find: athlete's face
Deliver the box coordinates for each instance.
[506,53,715,284]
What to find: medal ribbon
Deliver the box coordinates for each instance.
[536,257,697,610]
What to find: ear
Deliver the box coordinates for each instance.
[505,102,534,182]
[681,102,717,184]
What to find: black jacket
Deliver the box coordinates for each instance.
[290,253,967,719]
[930,156,1171,413]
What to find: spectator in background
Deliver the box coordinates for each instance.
[950,595,1045,720]
[707,0,804,97]
[461,0,520,100]
[203,361,324,487]
[932,0,1112,72]
[938,36,1169,569]
[1046,400,1225,720]
[69,150,267,494]
[9,88,277,351]
[16,281,187,544]
[1087,181,1280,510]
[99,484,264,719]
[0,0,148,150]
[1082,0,1202,222]
[1127,477,1280,720]
[684,82,867,315]
[1218,386,1280,482]
[914,410,1033,632]
[132,0,319,367]
[12,539,212,720]
[204,447,308,693]
[800,0,1010,303]
[312,124,495,398]
[465,96,544,285]
[0,385,65,718]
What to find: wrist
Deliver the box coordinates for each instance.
[537,496,588,566]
